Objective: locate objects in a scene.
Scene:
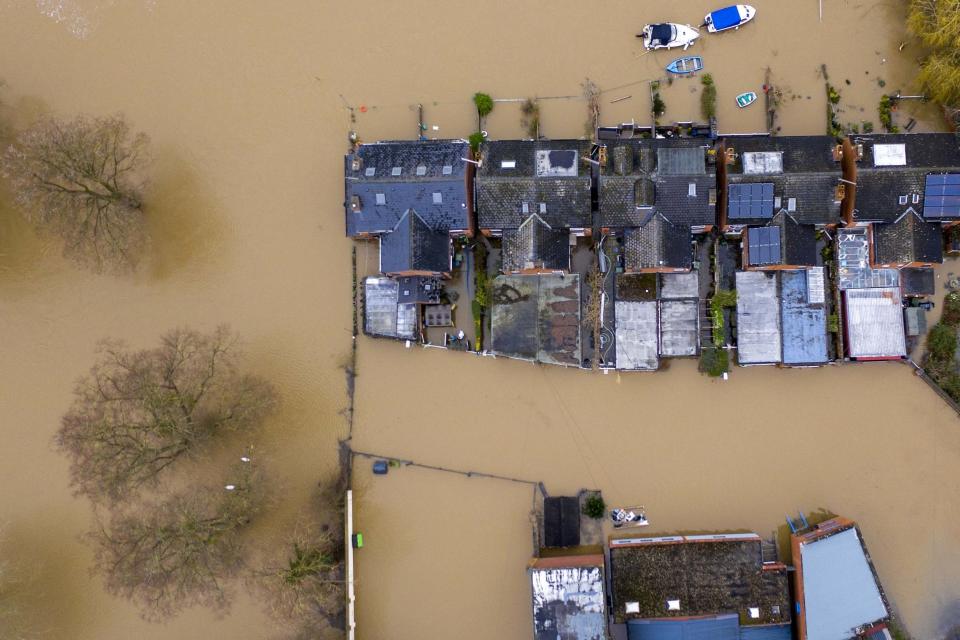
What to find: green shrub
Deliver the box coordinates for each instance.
[711,289,737,309]
[652,92,666,118]
[928,323,957,362]
[862,121,874,133]
[473,92,494,119]
[827,314,839,333]
[942,292,960,327]
[582,494,605,519]
[879,95,898,133]
[468,131,485,153]
[700,74,717,120]
[700,347,729,377]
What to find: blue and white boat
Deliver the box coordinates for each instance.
[638,23,701,50]
[704,5,756,33]
[666,56,704,75]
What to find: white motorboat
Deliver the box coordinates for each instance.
[638,23,701,50]
[704,4,756,33]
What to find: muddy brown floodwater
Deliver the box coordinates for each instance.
[0,1,957,639]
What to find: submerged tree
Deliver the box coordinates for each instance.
[908,0,960,107]
[57,326,278,504]
[1,114,150,271]
[90,463,267,620]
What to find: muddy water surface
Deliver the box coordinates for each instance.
[0,1,956,639]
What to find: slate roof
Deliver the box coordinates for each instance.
[345,140,470,236]
[501,214,570,273]
[852,133,960,223]
[599,139,716,228]
[872,209,943,265]
[750,211,817,267]
[477,140,592,230]
[379,210,451,274]
[724,136,842,226]
[624,213,692,271]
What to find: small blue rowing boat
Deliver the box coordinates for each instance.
[736,91,758,108]
[666,56,703,75]
[705,4,756,33]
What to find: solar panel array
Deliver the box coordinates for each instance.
[747,226,781,266]
[924,174,960,218]
[729,182,775,220]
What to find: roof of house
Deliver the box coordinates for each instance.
[615,300,659,370]
[796,524,889,640]
[747,212,818,267]
[736,270,782,364]
[624,213,692,271]
[726,135,840,174]
[659,299,699,357]
[531,560,606,640]
[599,139,716,228]
[781,269,828,365]
[502,214,570,273]
[872,209,943,265]
[728,173,842,226]
[626,615,792,640]
[490,273,581,366]
[477,140,592,230]
[843,287,906,359]
[609,534,791,626]
[852,133,960,223]
[379,210,451,274]
[345,140,470,235]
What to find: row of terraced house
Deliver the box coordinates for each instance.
[344,131,960,370]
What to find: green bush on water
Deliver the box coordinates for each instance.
[468,131,485,153]
[473,92,494,119]
[700,73,717,120]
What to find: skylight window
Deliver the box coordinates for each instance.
[874,144,906,167]
[432,192,443,204]
[539,202,547,213]
[365,167,376,177]
[416,165,427,176]
[899,195,908,205]
[688,182,697,197]
[391,167,402,176]
[442,165,453,175]
[521,202,529,214]
[787,197,797,212]
[501,160,516,169]
[912,193,920,204]
[375,193,386,205]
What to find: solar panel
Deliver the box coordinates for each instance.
[924,173,960,218]
[747,226,781,265]
[729,182,775,220]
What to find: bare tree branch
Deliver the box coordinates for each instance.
[56,326,278,504]
[1,113,150,272]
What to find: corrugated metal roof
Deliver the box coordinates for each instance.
[844,287,906,358]
[735,271,782,364]
[799,527,889,640]
[781,270,828,365]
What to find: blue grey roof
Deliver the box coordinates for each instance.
[799,527,889,640]
[627,614,739,640]
[345,140,470,236]
[739,624,792,640]
[780,270,828,365]
[379,210,450,274]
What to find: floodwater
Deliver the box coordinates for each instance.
[0,1,956,639]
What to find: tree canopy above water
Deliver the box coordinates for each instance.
[908,0,960,108]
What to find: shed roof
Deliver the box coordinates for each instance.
[345,140,470,235]
[736,271,782,364]
[798,526,888,640]
[502,214,570,273]
[379,210,451,274]
[843,287,906,359]
[659,299,699,357]
[531,562,606,640]
[543,496,581,548]
[615,301,659,370]
[363,277,417,339]
[781,270,828,365]
[609,535,791,625]
[490,273,581,366]
[900,267,935,296]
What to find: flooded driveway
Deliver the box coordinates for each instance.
[0,1,956,639]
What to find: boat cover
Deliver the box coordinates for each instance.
[710,6,742,30]
[649,24,674,45]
